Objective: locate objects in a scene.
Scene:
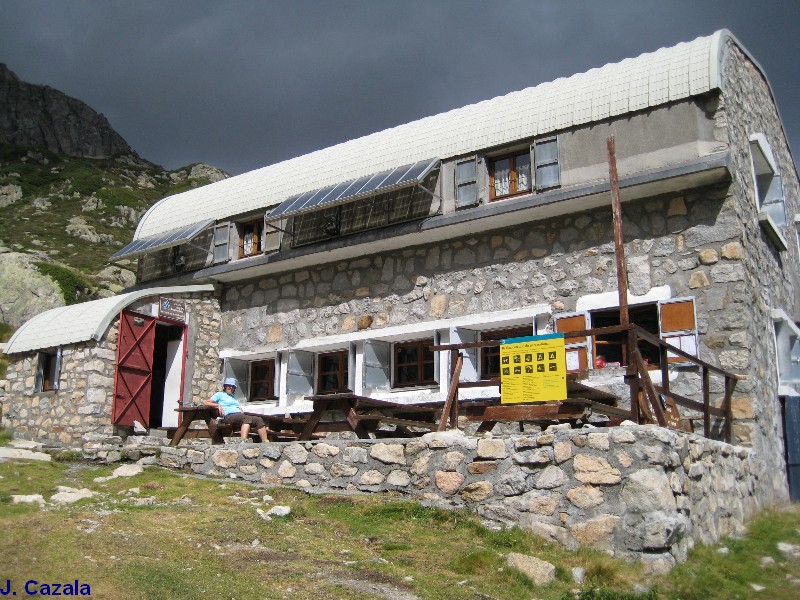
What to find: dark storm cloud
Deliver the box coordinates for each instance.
[1,1,799,175]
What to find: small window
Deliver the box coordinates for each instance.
[317,350,350,394]
[750,134,787,226]
[35,349,62,392]
[213,223,230,263]
[455,157,479,208]
[534,138,560,190]
[249,360,277,402]
[238,220,264,258]
[480,326,533,379]
[773,310,800,386]
[490,152,532,200]
[393,339,436,388]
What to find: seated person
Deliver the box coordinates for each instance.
[205,378,268,442]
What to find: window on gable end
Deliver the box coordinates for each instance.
[750,133,789,251]
[35,348,62,392]
[772,310,800,389]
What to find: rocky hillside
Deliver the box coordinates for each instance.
[0,64,135,160]
[0,66,229,329]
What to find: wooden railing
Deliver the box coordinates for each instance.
[431,324,744,442]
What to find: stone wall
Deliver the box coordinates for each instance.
[1,291,222,444]
[220,182,747,420]
[105,424,763,573]
[716,42,800,498]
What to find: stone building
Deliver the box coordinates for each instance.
[2,30,798,502]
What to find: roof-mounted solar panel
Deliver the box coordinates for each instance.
[267,157,439,221]
[111,219,214,261]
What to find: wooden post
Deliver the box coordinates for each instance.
[608,136,637,418]
[607,136,629,328]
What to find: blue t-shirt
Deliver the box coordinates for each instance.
[210,391,242,416]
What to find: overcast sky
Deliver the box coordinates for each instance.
[1,1,798,176]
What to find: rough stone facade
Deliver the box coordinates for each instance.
[1,291,221,444]
[717,42,800,480]
[91,424,761,573]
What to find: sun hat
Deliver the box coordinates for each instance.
[223,377,238,388]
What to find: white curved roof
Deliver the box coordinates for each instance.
[135,30,738,240]
[4,285,215,354]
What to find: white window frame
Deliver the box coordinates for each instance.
[750,133,788,251]
[772,309,800,394]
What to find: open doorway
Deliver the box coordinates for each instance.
[149,322,186,428]
[112,311,186,431]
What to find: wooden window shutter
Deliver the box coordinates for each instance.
[555,312,590,372]
[659,298,698,363]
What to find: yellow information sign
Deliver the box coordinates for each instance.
[500,334,567,404]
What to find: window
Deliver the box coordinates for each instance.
[35,349,62,392]
[555,299,697,372]
[213,223,230,263]
[490,152,531,200]
[249,360,277,402]
[393,339,436,388]
[750,133,788,251]
[480,326,533,379]
[773,310,800,387]
[317,350,350,394]
[455,157,479,208]
[238,220,263,258]
[534,137,560,190]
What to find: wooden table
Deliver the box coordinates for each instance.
[293,393,440,441]
[170,405,227,446]
[464,380,628,433]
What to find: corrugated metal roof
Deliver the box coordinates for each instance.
[134,30,733,240]
[4,285,215,354]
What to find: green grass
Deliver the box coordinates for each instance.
[0,459,798,599]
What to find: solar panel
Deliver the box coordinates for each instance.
[268,158,439,221]
[111,219,214,261]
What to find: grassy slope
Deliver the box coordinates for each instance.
[0,143,222,283]
[0,458,798,600]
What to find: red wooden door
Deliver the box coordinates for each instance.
[112,310,156,426]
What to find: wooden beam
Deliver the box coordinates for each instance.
[607,136,629,328]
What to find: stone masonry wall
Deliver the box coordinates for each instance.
[1,291,221,445]
[106,424,764,574]
[717,42,800,500]
[221,182,748,428]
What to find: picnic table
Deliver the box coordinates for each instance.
[290,393,440,440]
[460,379,627,433]
[170,405,227,446]
[168,394,440,446]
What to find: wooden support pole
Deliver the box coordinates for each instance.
[607,136,629,327]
